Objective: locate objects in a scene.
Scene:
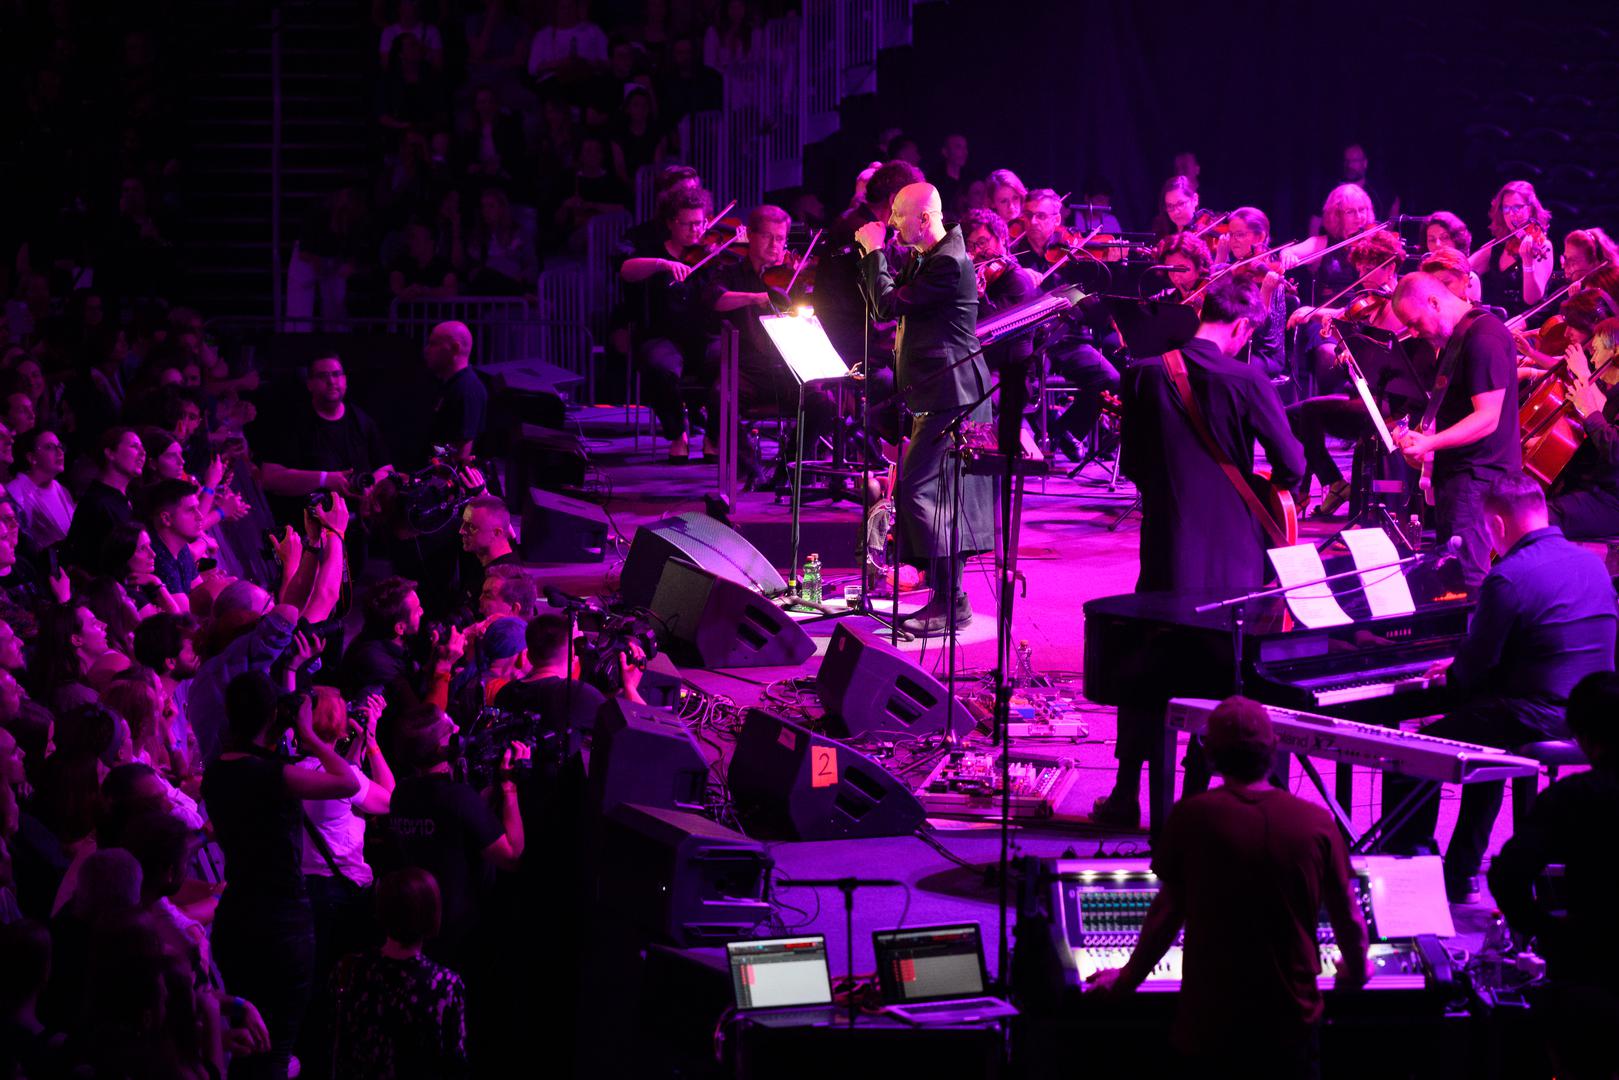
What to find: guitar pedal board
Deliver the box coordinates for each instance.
[915,749,1080,819]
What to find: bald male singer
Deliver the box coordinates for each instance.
[855,183,995,635]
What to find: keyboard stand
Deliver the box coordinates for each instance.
[1288,751,1438,855]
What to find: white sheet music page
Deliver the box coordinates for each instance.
[1363,855,1456,939]
[759,314,851,384]
[1340,528,1417,618]
[1266,543,1352,627]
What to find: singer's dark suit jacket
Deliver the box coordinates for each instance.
[859,225,986,414]
[860,225,994,561]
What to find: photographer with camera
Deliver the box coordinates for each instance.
[339,577,464,719]
[188,493,350,764]
[493,614,644,741]
[201,673,360,1080]
[380,705,525,969]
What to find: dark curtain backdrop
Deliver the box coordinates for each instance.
[822,0,1613,243]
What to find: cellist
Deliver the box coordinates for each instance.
[1547,318,1619,539]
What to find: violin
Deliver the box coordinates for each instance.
[1343,291,1391,324]
[1044,226,1125,264]
[1534,314,1570,357]
[973,254,1017,295]
[1190,209,1229,249]
[1505,221,1549,262]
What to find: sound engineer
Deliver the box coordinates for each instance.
[1088,696,1369,1079]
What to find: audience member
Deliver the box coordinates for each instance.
[7,428,73,550]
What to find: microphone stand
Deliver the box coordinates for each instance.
[787,877,905,1027]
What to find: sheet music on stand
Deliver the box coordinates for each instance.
[1340,527,1417,618]
[1267,543,1352,628]
[759,313,852,384]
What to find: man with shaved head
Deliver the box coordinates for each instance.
[1392,271,1519,587]
[855,181,993,635]
[424,320,487,464]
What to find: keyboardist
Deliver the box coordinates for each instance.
[1382,471,1618,904]
[1089,697,1369,1077]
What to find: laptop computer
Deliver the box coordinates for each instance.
[872,923,1019,1025]
[726,935,845,1027]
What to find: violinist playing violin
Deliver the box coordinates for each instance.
[618,185,724,463]
[963,208,1039,312]
[1471,181,1554,315]
[1014,189,1065,276]
[1151,233,1212,311]
[1393,271,1522,589]
[1548,318,1619,540]
[1218,208,1291,382]
[708,204,838,485]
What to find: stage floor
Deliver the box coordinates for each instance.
[548,406,1516,977]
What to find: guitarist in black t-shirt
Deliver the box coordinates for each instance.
[1393,272,1521,589]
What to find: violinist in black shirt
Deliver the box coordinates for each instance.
[618,186,722,462]
[707,204,838,484]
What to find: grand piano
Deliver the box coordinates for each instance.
[1082,582,1475,835]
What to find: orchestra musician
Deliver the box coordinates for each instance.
[1559,227,1619,295]
[962,208,1039,313]
[1471,180,1554,315]
[617,185,722,463]
[1382,471,1617,904]
[1393,271,1522,588]
[985,168,1027,231]
[1423,210,1482,302]
[1287,228,1404,396]
[1548,318,1619,539]
[1093,275,1305,828]
[1279,183,1377,304]
[1220,208,1290,381]
[1014,188,1065,276]
[1152,175,1200,239]
[1151,233,1212,310]
[708,204,838,486]
[1516,287,1619,374]
[855,182,994,636]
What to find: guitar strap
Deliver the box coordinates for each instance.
[1162,348,1291,547]
[1417,308,1487,435]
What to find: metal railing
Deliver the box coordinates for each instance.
[206,307,599,399]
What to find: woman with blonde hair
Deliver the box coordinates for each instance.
[1280,183,1377,304]
[1470,180,1553,313]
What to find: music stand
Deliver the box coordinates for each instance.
[759,313,852,602]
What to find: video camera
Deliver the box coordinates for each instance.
[543,586,661,696]
[453,707,567,789]
[393,447,485,534]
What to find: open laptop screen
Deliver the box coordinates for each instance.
[727,936,833,1009]
[873,924,988,1003]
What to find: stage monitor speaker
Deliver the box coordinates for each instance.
[726,710,925,841]
[651,560,814,669]
[589,698,709,817]
[597,803,773,945]
[816,624,974,740]
[519,487,609,562]
[620,511,786,607]
[511,424,588,492]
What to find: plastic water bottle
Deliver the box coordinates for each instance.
[1482,909,1510,988]
[803,554,822,605]
[1014,640,1035,687]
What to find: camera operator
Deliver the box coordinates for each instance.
[380,705,525,971]
[256,355,394,526]
[339,577,465,719]
[494,614,644,740]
